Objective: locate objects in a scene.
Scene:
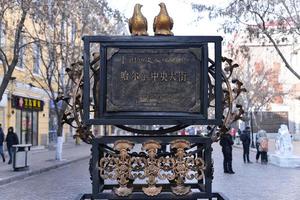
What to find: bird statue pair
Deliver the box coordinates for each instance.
[129,3,173,36]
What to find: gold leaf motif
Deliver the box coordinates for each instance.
[98,139,206,196]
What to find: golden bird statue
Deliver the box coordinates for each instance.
[153,2,173,36]
[128,4,148,36]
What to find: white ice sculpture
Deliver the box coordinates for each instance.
[275,124,293,155]
[270,124,300,167]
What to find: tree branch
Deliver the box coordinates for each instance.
[10,4,28,67]
[264,31,300,79]
[280,0,300,35]
[0,48,8,73]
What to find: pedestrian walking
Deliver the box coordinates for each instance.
[255,133,261,162]
[0,124,5,163]
[257,130,268,164]
[220,132,235,174]
[5,127,19,164]
[240,126,252,163]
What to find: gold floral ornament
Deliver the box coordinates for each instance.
[99,140,134,197]
[99,139,206,197]
[141,140,162,196]
[170,139,192,196]
[113,140,135,196]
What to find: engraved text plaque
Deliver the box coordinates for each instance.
[106,48,203,113]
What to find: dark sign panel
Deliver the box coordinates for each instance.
[107,48,202,113]
[12,95,44,111]
[82,36,223,125]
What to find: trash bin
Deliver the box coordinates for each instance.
[12,144,32,171]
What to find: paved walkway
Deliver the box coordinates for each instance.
[215,139,300,200]
[0,141,91,186]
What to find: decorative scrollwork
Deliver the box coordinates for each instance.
[170,140,191,195]
[142,140,162,196]
[100,140,134,196]
[99,139,206,197]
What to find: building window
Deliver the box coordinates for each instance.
[17,36,26,69]
[33,43,41,74]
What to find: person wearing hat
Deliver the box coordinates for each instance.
[220,131,235,174]
[240,126,252,163]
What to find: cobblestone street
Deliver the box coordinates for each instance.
[0,143,300,200]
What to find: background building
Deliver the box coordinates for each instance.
[226,29,300,137]
[0,1,127,147]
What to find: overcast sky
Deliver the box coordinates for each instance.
[108,0,228,36]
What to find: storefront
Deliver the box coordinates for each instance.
[11,95,44,146]
[0,94,7,131]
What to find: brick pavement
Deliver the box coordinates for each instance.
[0,141,91,186]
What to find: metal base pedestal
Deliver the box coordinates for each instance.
[77,192,229,200]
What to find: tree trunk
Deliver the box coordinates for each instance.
[0,7,28,101]
[0,65,16,101]
[55,121,64,160]
[54,102,69,160]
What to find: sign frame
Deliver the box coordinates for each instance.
[83,36,223,125]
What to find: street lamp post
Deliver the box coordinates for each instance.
[250,111,255,148]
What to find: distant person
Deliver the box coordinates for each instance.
[158,127,167,153]
[201,126,212,137]
[236,128,242,145]
[0,124,5,163]
[230,128,236,140]
[5,127,19,164]
[220,132,235,174]
[188,127,196,135]
[180,129,186,136]
[257,130,268,164]
[237,128,242,136]
[240,126,252,163]
[255,133,261,162]
[206,126,212,136]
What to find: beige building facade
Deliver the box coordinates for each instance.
[0,78,50,146]
[226,30,300,136]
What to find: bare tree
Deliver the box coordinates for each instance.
[227,41,287,129]
[0,0,33,101]
[193,0,300,80]
[19,0,126,159]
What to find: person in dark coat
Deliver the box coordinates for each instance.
[220,132,235,174]
[5,127,19,164]
[255,133,261,162]
[0,124,5,162]
[240,126,252,163]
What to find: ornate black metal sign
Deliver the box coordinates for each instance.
[83,36,223,125]
[107,48,202,113]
